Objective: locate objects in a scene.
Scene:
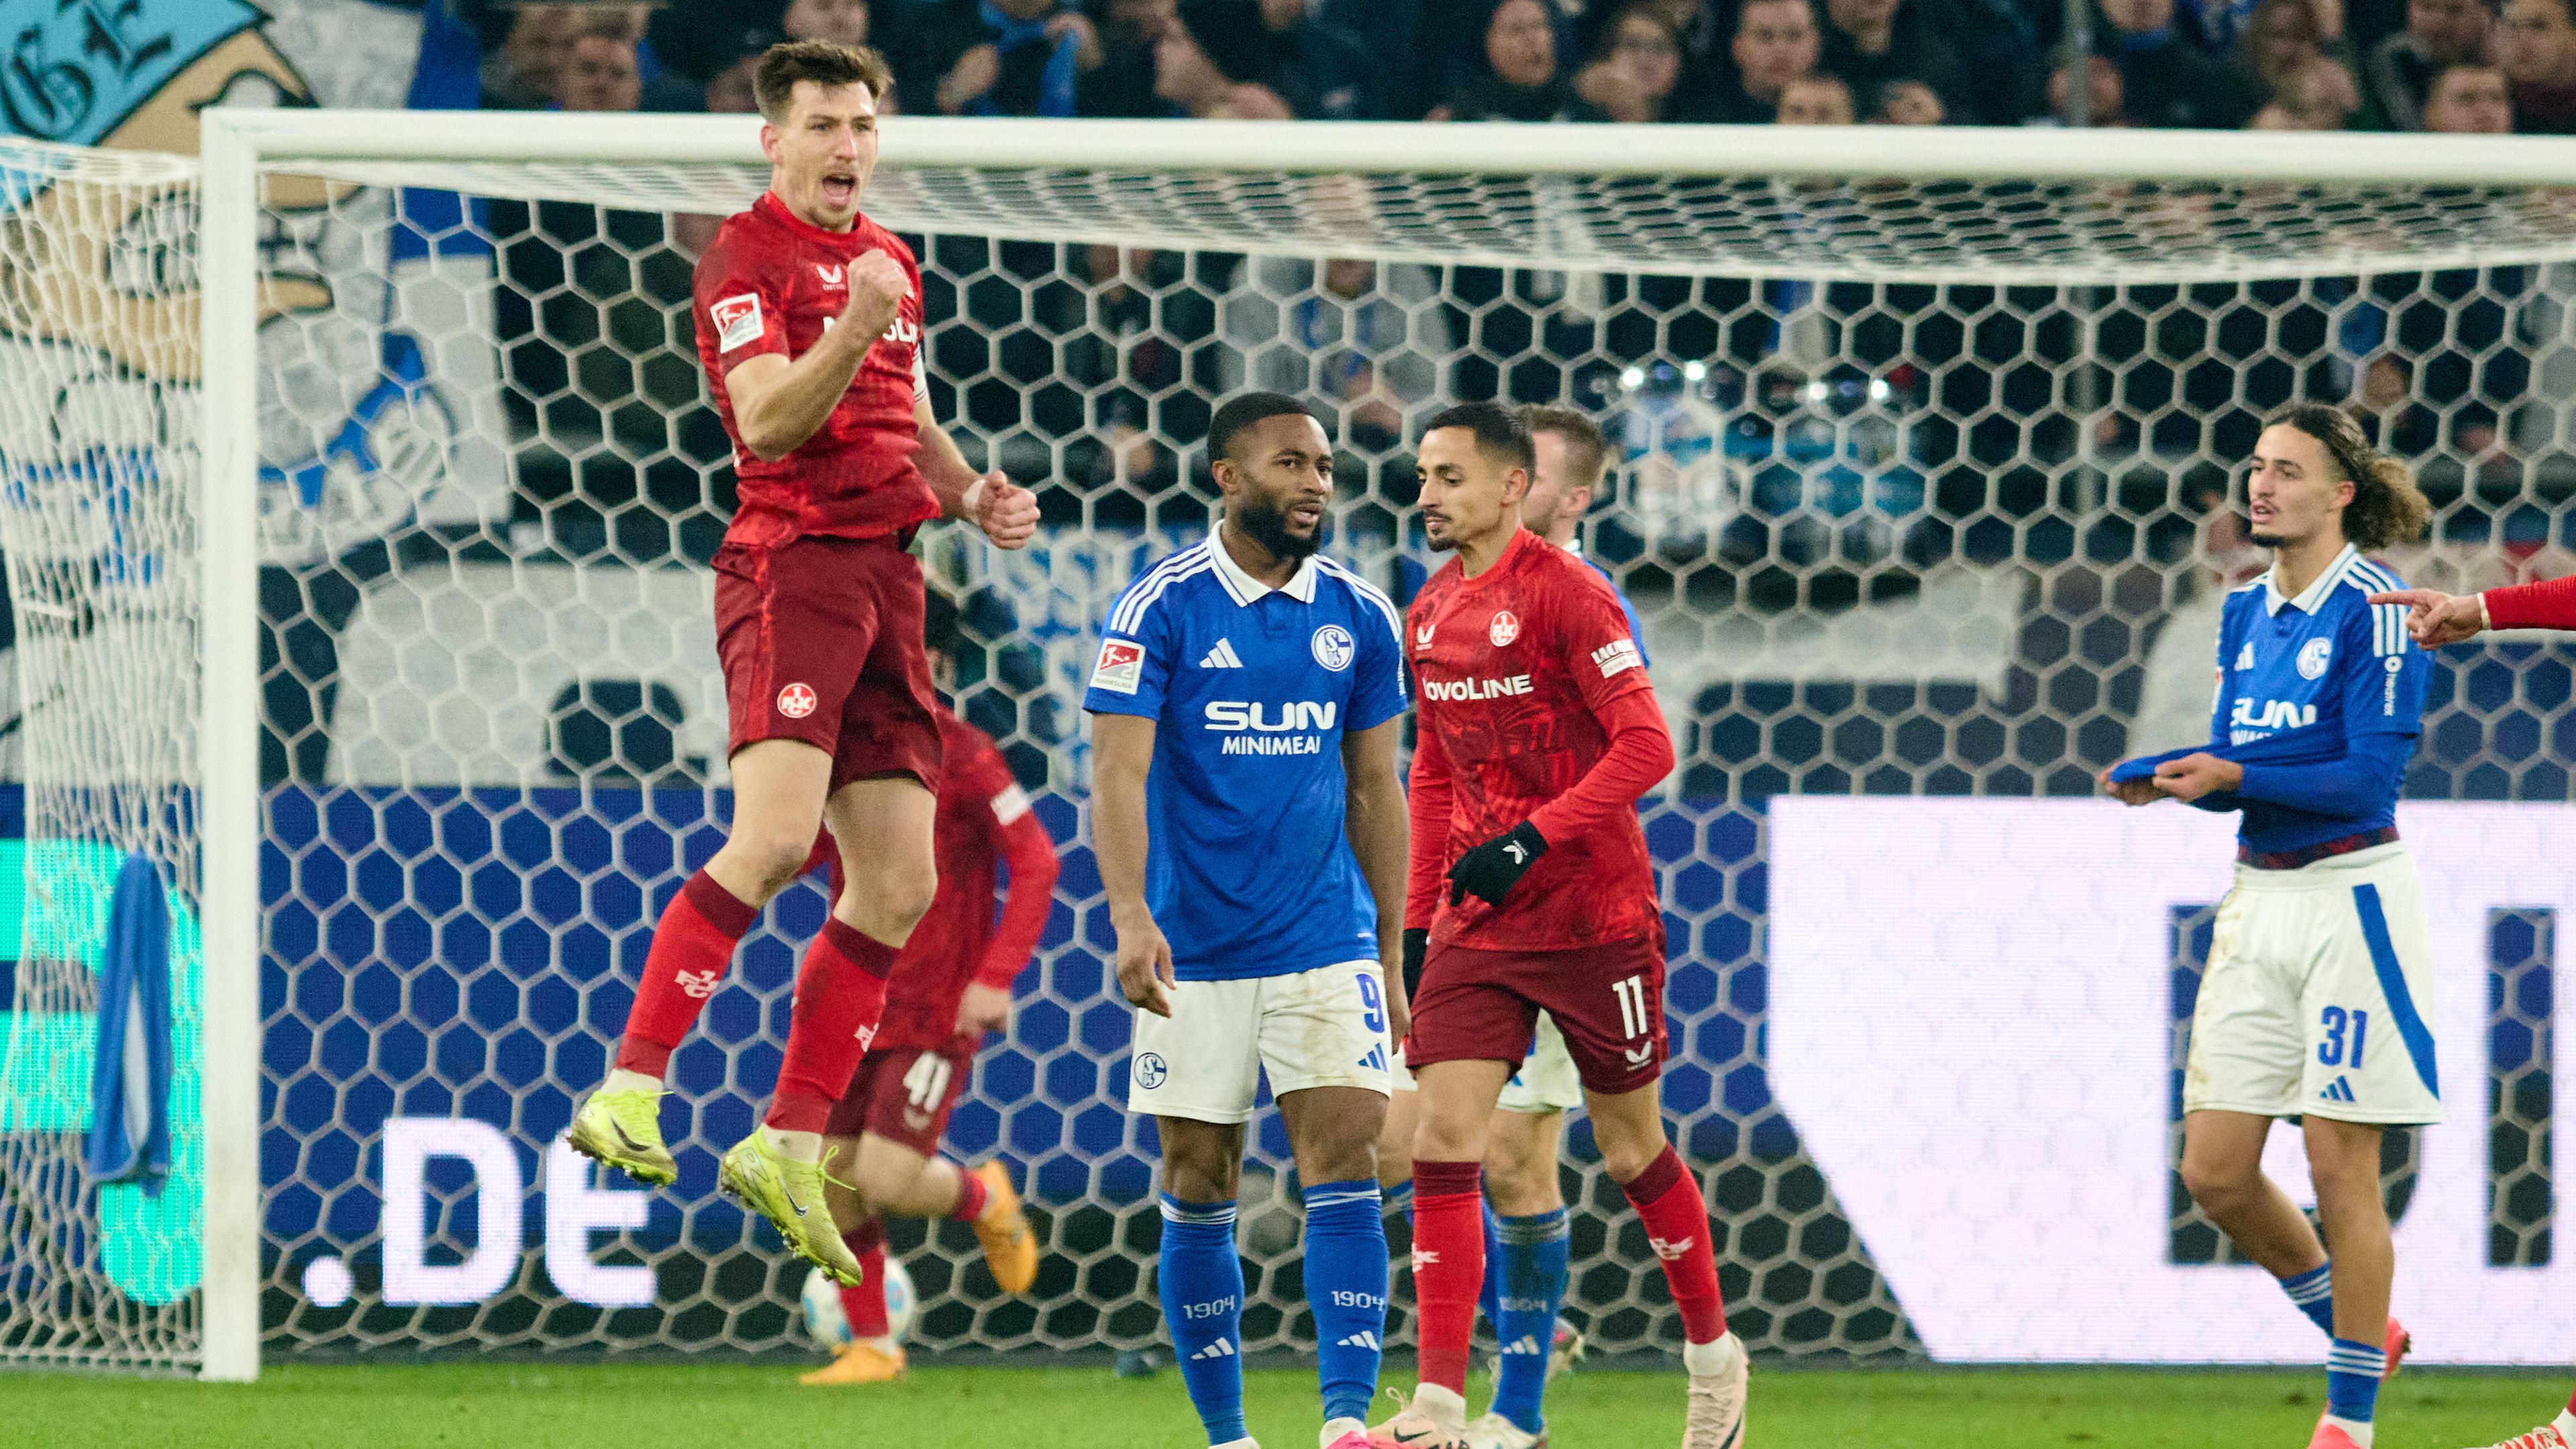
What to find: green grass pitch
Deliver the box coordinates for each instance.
[11,1360,2567,1448]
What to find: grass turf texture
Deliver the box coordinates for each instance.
[10,1361,2564,1448]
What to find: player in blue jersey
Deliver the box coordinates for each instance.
[1086,392,1411,1449]
[2103,403,2434,1449]
[1372,405,1639,1448]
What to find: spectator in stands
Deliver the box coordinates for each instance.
[2358,0,2496,127]
[1156,0,1297,115]
[2232,0,2358,107]
[1874,75,1947,118]
[1079,0,1179,115]
[2422,54,2518,125]
[782,0,872,48]
[1576,1,1687,121]
[2500,0,2576,129]
[2247,52,2365,121]
[904,0,1105,117]
[1254,0,1375,117]
[560,22,645,112]
[486,3,579,108]
[701,28,781,114]
[1430,0,1584,120]
[1818,0,1963,120]
[1776,70,1860,117]
[1697,0,1823,122]
[2051,49,2133,121]
[2098,0,2257,126]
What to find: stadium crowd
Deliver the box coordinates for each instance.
[459,0,2567,134]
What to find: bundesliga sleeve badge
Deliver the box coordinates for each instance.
[1091,637,1146,694]
[710,292,763,352]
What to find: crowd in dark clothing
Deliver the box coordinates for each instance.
[458,0,2576,133]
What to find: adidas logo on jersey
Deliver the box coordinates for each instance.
[1198,639,1244,669]
[1358,1044,1389,1072]
[2236,641,2255,671]
[2320,1075,2357,1104]
[1338,1331,1382,1350]
[1189,1338,1238,1360]
[1500,1336,1543,1356]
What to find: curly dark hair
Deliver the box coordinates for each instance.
[2265,402,2430,552]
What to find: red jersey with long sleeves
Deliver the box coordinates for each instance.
[816,709,1059,1050]
[2484,574,2576,631]
[1406,527,1667,951]
[692,192,938,547]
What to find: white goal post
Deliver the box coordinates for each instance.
[140,107,2576,1383]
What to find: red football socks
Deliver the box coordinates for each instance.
[1412,1159,1485,1394]
[614,870,759,1077]
[1622,1144,1728,1344]
[838,1220,890,1339]
[949,1165,990,1222]
[766,917,896,1133]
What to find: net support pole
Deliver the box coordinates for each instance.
[195,107,264,1385]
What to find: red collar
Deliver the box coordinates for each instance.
[753,190,871,249]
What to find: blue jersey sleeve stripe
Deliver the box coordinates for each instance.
[1110,555,1214,637]
[1316,557,1404,649]
[1108,541,1212,634]
[1108,543,1211,634]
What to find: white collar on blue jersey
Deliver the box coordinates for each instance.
[2261,543,2360,616]
[1208,521,1320,606]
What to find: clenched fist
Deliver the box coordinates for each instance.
[840,248,911,345]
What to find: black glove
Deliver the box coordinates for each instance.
[1446,820,1548,908]
[1401,927,1428,1001]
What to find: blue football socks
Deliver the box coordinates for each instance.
[1303,1179,1389,1427]
[1490,1208,1572,1435]
[2279,1263,2336,1336]
[1160,1195,1248,1446]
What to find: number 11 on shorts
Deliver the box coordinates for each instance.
[1613,974,1650,1040]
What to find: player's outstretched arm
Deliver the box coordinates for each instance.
[723,250,908,461]
[912,397,1037,550]
[959,786,1061,1037]
[1340,718,1411,1044]
[1090,712,1175,1018]
[2367,587,2491,647]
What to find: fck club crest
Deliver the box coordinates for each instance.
[777,682,818,718]
[1488,610,1521,647]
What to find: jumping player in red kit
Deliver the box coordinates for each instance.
[566,38,1040,1287]
[800,588,1057,1387]
[1371,403,1746,1449]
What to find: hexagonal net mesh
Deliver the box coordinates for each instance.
[10,123,2576,1373]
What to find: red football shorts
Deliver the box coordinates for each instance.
[1405,928,1668,1096]
[824,1041,975,1154]
[713,533,943,793]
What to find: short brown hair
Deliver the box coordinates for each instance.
[1517,405,1611,492]
[753,38,893,119]
[2265,402,2431,552]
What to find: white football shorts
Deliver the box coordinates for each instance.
[1497,1012,1584,1115]
[1128,959,1395,1124]
[1387,1011,1582,1116]
[2184,843,2443,1126]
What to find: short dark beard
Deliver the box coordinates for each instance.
[2249,532,2286,549]
[1234,494,1325,560]
[1426,534,1459,553]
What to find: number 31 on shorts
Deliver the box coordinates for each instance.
[1613,974,1650,1040]
[2319,1005,2369,1068]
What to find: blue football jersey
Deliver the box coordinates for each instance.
[2208,545,2430,853]
[1083,537,1409,981]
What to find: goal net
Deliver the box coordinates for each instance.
[9,111,2576,1375]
